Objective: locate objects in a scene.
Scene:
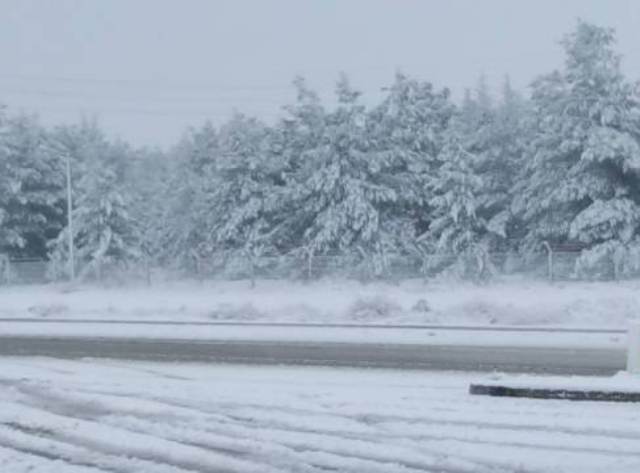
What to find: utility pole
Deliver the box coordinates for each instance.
[65,155,75,281]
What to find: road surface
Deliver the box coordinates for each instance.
[0,335,625,375]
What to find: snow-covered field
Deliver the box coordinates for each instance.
[2,278,640,327]
[1,359,639,473]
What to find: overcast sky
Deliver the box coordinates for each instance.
[1,0,639,148]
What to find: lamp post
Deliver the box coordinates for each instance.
[65,155,75,281]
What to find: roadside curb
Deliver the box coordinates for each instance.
[469,383,640,402]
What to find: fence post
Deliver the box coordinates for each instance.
[612,248,624,281]
[307,250,314,281]
[144,253,151,286]
[542,241,553,282]
[248,253,256,289]
[627,322,640,374]
[0,256,10,284]
[195,254,204,283]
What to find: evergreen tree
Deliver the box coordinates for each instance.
[280,76,326,176]
[268,77,327,255]
[368,73,454,259]
[290,75,397,274]
[210,114,281,272]
[467,77,527,252]
[48,122,139,280]
[423,76,529,279]
[493,76,530,247]
[0,114,64,259]
[426,112,488,279]
[5,20,640,283]
[514,21,640,277]
[161,123,220,269]
[0,108,10,257]
[125,147,171,276]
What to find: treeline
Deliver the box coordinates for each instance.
[2,21,640,280]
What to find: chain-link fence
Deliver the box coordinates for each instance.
[186,251,583,283]
[0,250,622,286]
[0,257,49,285]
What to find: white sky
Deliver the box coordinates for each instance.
[1,0,639,148]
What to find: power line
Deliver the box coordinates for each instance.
[1,87,291,104]
[0,69,390,89]
[3,103,286,120]
[0,73,308,92]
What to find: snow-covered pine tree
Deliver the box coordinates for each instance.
[424,76,527,280]
[280,76,326,175]
[492,76,530,248]
[209,113,281,280]
[0,107,10,259]
[465,78,505,245]
[465,76,528,256]
[0,114,64,259]
[124,146,171,280]
[513,21,640,278]
[367,73,454,263]
[268,77,327,257]
[48,122,139,281]
[425,108,488,280]
[160,122,220,271]
[291,74,397,276]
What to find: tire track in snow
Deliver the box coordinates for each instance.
[15,383,439,473]
[352,410,640,442]
[19,383,493,473]
[0,424,140,473]
[0,400,283,473]
[158,401,620,473]
[20,378,640,448]
[0,444,103,473]
[20,376,640,471]
[76,377,639,445]
[103,414,477,473]
[209,396,640,443]
[194,413,506,473]
[375,425,640,459]
[3,359,639,473]
[203,403,640,459]
[100,416,369,473]
[58,386,631,473]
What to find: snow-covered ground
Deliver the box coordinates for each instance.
[1,358,639,473]
[478,371,640,392]
[0,321,626,350]
[2,278,640,327]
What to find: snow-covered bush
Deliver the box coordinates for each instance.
[346,296,402,322]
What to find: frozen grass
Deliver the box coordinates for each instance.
[1,278,640,327]
[1,359,639,472]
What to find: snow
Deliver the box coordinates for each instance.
[2,278,640,328]
[1,358,639,472]
[0,320,626,349]
[476,370,640,392]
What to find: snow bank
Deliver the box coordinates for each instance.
[1,278,639,327]
[475,371,640,393]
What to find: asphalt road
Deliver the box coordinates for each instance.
[0,336,626,375]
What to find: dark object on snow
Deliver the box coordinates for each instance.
[469,383,640,402]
